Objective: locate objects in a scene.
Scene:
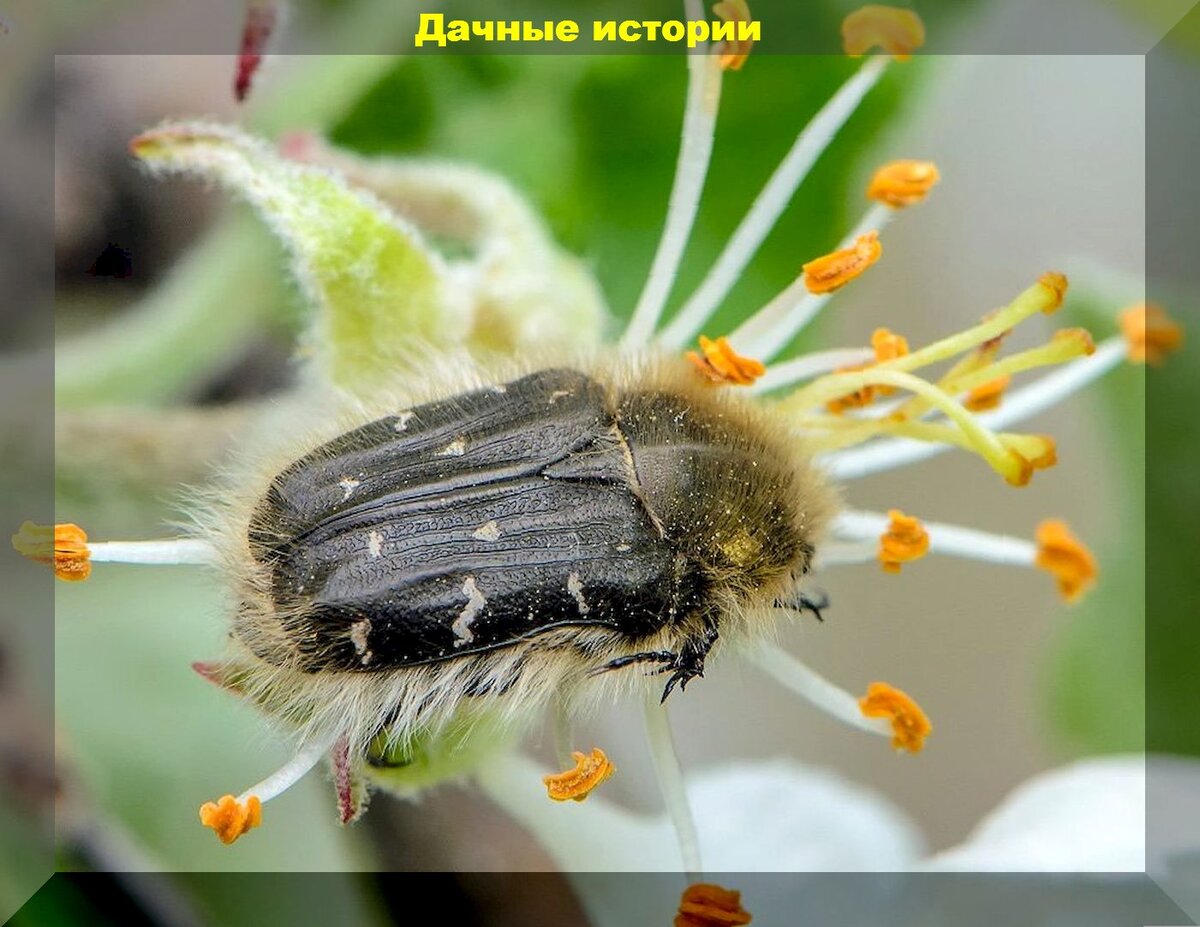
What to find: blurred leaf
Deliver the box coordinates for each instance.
[328,59,436,155]
[55,566,372,873]
[131,122,458,396]
[1042,289,1147,754]
[54,216,290,409]
[1143,305,1200,756]
[332,53,919,343]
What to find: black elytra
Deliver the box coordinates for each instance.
[245,368,810,698]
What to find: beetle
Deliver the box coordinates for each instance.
[224,359,833,753]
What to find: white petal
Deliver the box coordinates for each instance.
[928,756,1152,872]
[480,754,924,874]
[690,759,925,871]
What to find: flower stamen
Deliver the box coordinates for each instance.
[867,159,940,207]
[542,748,615,802]
[1120,303,1183,364]
[751,643,902,745]
[199,732,338,845]
[621,4,723,347]
[1034,519,1098,603]
[802,230,882,294]
[727,202,895,360]
[823,337,1128,481]
[643,696,703,880]
[963,375,1010,412]
[878,509,929,573]
[712,0,755,71]
[676,882,753,927]
[199,794,262,845]
[12,524,220,579]
[832,509,1099,602]
[824,327,909,412]
[12,521,91,581]
[842,5,926,59]
[661,55,891,347]
[789,367,1033,484]
[687,336,766,385]
[859,682,931,753]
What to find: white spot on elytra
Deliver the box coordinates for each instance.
[338,478,361,501]
[615,542,632,553]
[367,529,383,558]
[437,437,467,457]
[393,411,414,432]
[548,389,572,404]
[567,572,590,615]
[472,520,501,542]
[349,619,372,665]
[452,576,487,647]
[490,384,508,394]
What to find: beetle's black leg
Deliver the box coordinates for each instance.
[591,650,677,676]
[774,590,830,623]
[660,620,720,702]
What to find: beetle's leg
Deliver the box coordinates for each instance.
[591,650,677,676]
[774,589,831,623]
[661,620,720,702]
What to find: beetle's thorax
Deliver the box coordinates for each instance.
[612,373,824,603]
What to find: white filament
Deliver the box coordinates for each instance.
[833,509,1038,567]
[734,202,895,361]
[642,694,703,880]
[660,55,890,347]
[750,641,890,738]
[87,538,219,565]
[622,1,722,347]
[238,731,340,804]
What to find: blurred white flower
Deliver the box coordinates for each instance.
[478,753,1200,924]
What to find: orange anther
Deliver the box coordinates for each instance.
[1038,272,1068,312]
[542,748,615,802]
[687,336,766,386]
[802,230,882,295]
[963,375,1011,412]
[676,882,753,927]
[712,0,754,71]
[842,6,926,59]
[1035,519,1098,603]
[11,521,91,581]
[1120,303,1183,364]
[859,681,932,753]
[199,794,262,845]
[878,509,929,573]
[867,160,940,207]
